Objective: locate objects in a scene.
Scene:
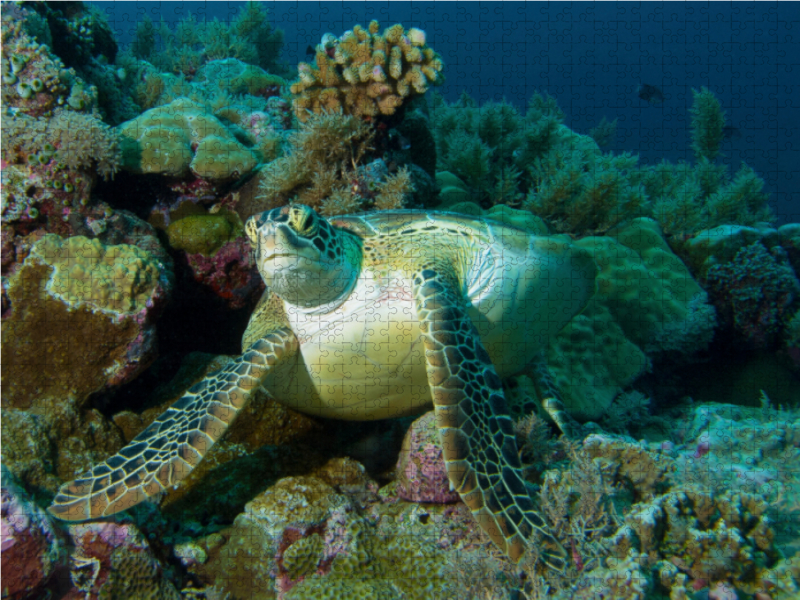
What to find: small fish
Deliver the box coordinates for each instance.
[637,83,665,105]
[388,131,411,151]
[722,125,742,140]
[305,45,316,56]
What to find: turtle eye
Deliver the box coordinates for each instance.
[245,217,259,244]
[289,206,318,236]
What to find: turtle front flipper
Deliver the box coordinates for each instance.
[412,267,567,568]
[47,328,299,521]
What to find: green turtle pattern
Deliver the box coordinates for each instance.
[48,204,597,566]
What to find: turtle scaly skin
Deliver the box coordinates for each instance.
[49,205,597,567]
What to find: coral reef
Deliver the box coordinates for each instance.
[67,521,180,600]
[290,21,444,122]
[131,2,285,77]
[252,112,414,216]
[690,86,726,162]
[117,98,259,183]
[1,7,97,118]
[394,411,460,504]
[706,242,800,349]
[1,466,66,599]
[183,237,263,310]
[2,234,170,410]
[547,218,716,421]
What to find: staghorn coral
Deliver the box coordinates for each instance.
[291,21,444,123]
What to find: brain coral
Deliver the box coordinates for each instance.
[2,235,169,410]
[117,98,259,181]
[291,21,444,122]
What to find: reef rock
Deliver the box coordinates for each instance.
[2,234,171,411]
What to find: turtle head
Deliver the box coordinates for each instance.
[246,205,359,308]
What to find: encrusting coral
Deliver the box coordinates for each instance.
[291,21,444,122]
[1,235,170,411]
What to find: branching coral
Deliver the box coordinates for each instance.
[291,21,444,122]
[691,86,726,162]
[131,1,285,77]
[253,111,413,216]
[432,91,599,211]
[524,150,648,233]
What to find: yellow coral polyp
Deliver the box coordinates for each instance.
[384,24,405,44]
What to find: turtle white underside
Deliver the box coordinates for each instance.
[267,236,583,420]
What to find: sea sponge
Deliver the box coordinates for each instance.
[166,214,237,256]
[290,22,444,122]
[117,98,258,181]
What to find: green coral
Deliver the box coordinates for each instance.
[432,92,600,212]
[434,88,774,238]
[547,219,716,421]
[117,98,259,180]
[524,150,647,233]
[29,235,160,314]
[131,2,285,77]
[282,533,324,579]
[166,214,238,256]
[690,86,726,162]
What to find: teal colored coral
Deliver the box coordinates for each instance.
[690,86,726,162]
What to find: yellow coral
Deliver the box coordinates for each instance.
[283,533,323,579]
[30,235,160,314]
[291,22,444,122]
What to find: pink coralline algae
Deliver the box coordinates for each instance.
[1,467,66,599]
[185,237,264,309]
[706,242,800,349]
[66,520,180,600]
[395,411,460,504]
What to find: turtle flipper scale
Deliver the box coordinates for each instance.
[412,266,567,568]
[47,328,299,521]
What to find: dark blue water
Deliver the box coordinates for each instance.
[93,1,800,223]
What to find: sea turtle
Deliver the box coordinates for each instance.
[48,204,597,565]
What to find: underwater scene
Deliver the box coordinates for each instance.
[2,1,800,598]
